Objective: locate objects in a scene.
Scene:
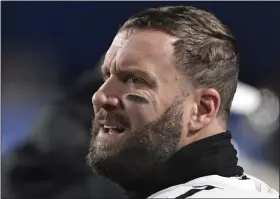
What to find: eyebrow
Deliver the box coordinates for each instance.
[101,65,157,87]
[124,67,156,82]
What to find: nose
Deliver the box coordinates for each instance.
[92,80,122,113]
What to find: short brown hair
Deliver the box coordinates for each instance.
[119,6,239,122]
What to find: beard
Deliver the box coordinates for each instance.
[86,98,184,187]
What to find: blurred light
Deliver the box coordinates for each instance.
[231,83,279,136]
[246,88,279,135]
[231,139,240,158]
[231,82,262,115]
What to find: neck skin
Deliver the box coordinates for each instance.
[178,118,226,148]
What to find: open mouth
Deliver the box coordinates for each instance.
[103,125,126,134]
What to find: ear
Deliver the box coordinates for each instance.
[188,88,221,131]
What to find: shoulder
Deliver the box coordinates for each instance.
[148,175,279,198]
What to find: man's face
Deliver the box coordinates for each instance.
[87,29,193,183]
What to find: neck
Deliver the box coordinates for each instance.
[180,120,226,147]
[124,131,244,199]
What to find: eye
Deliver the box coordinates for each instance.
[102,72,111,81]
[123,75,146,85]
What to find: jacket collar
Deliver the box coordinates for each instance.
[125,131,244,198]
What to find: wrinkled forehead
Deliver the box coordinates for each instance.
[103,29,178,72]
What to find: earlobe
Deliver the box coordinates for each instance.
[189,89,221,130]
[189,116,203,131]
[189,114,211,131]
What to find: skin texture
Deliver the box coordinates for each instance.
[87,29,225,185]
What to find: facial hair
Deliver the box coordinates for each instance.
[86,98,184,187]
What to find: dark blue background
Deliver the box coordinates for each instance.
[2,1,280,154]
[2,2,280,85]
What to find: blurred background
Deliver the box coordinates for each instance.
[1,1,279,199]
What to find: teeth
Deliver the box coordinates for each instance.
[104,125,118,129]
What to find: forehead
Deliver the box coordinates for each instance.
[103,29,178,74]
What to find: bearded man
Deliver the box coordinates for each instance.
[87,6,279,199]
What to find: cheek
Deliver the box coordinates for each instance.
[123,96,158,129]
